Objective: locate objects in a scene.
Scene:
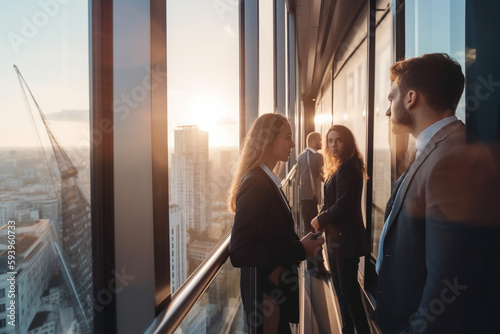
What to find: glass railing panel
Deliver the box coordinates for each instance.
[173,260,245,334]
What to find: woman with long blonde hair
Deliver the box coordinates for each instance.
[229,113,323,334]
[311,124,370,334]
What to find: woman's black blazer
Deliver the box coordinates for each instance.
[229,166,305,324]
[317,157,370,258]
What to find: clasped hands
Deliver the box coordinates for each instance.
[300,217,324,258]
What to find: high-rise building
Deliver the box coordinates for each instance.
[172,125,211,233]
[169,205,187,293]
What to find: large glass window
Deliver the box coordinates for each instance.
[333,39,368,225]
[166,0,240,331]
[314,73,333,137]
[405,0,466,120]
[0,1,92,334]
[259,0,275,115]
[332,5,368,164]
[372,9,393,259]
[331,7,369,226]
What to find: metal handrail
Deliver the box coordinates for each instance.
[282,163,298,186]
[143,164,298,334]
[143,235,230,334]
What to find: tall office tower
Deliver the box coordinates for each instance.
[169,204,187,293]
[172,125,211,233]
[49,138,92,334]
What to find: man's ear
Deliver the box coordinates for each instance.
[407,90,418,109]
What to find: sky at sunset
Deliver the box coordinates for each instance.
[0,0,240,149]
[0,1,89,148]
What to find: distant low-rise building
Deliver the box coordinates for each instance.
[0,219,55,334]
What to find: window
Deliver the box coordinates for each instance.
[405,0,466,121]
[0,1,92,333]
[166,0,239,313]
[259,0,275,115]
[372,8,393,259]
[164,1,242,332]
[333,37,369,226]
[315,73,333,137]
[333,6,369,174]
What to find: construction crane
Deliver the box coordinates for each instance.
[14,65,93,334]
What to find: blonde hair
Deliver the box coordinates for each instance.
[323,125,365,179]
[228,113,289,213]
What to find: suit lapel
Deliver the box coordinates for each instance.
[385,120,463,232]
[278,188,294,221]
[257,167,294,222]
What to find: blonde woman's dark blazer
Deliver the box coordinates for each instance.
[229,167,306,331]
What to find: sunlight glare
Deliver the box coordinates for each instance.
[187,95,236,146]
[188,95,225,132]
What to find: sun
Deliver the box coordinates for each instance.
[188,95,224,132]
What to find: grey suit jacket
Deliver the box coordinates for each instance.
[297,149,324,201]
[376,120,500,333]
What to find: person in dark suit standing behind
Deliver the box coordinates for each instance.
[296,132,329,277]
[229,113,324,334]
[376,53,500,333]
[311,125,371,334]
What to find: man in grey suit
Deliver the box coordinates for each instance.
[297,132,329,277]
[376,53,500,333]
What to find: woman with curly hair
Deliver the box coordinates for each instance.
[311,124,370,334]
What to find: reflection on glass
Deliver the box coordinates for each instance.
[314,75,333,137]
[0,1,91,333]
[333,40,368,222]
[334,5,368,74]
[333,41,368,158]
[372,12,393,258]
[167,0,240,331]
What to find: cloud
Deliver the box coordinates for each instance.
[45,109,89,123]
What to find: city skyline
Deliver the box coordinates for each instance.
[0,2,241,333]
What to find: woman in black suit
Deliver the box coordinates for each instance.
[311,125,370,334]
[229,113,324,334]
